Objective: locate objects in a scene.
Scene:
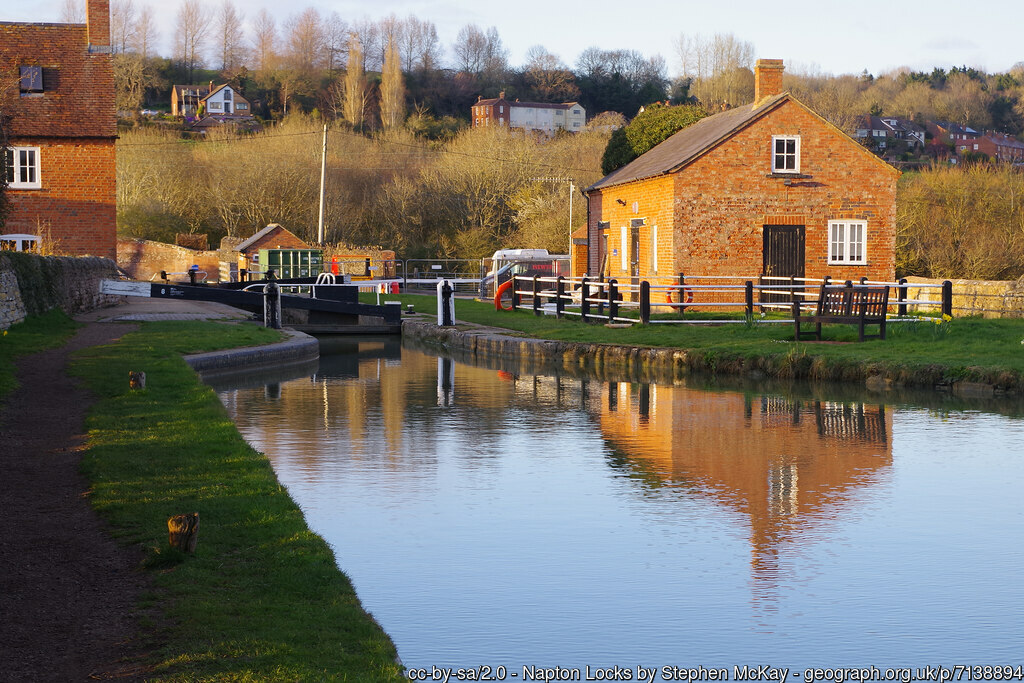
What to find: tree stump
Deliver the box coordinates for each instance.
[129,371,146,390]
[167,512,199,553]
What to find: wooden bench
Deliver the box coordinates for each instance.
[793,284,890,342]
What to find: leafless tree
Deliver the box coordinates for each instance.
[344,36,369,128]
[59,0,84,23]
[525,45,579,102]
[398,16,441,73]
[380,39,405,129]
[215,0,246,74]
[175,0,212,83]
[324,12,349,77]
[675,33,755,108]
[132,4,158,58]
[250,8,278,73]
[350,19,382,72]
[284,8,326,75]
[453,24,488,74]
[110,0,137,54]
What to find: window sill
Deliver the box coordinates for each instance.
[827,261,867,266]
[766,172,811,179]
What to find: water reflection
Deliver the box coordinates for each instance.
[212,340,1024,668]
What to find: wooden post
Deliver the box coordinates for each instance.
[532,276,541,316]
[511,276,520,310]
[942,280,953,318]
[168,512,199,553]
[745,281,754,321]
[898,278,908,316]
[608,279,619,322]
[129,371,146,390]
[640,280,650,324]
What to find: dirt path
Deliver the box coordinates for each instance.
[0,321,148,681]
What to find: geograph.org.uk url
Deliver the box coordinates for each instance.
[800,667,1024,683]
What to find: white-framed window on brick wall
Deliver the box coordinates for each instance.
[772,135,800,173]
[5,147,42,189]
[828,220,867,265]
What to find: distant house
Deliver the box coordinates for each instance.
[955,132,1024,162]
[171,82,252,118]
[234,224,311,275]
[926,121,980,145]
[472,93,586,134]
[583,60,900,289]
[1,0,117,259]
[854,116,925,152]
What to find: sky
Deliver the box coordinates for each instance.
[4,0,1023,78]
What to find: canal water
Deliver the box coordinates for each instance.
[211,338,1024,672]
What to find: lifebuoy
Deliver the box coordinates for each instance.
[666,287,693,307]
[494,279,515,311]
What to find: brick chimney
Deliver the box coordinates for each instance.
[86,0,111,53]
[754,59,785,103]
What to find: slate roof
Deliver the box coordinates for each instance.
[587,94,789,192]
[235,224,287,253]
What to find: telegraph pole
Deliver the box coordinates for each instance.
[317,124,327,245]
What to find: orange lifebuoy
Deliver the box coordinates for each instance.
[667,287,693,307]
[495,279,515,311]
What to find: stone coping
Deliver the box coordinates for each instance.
[184,328,319,377]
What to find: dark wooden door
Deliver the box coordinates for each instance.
[762,225,805,304]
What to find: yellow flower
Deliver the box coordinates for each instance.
[942,314,953,322]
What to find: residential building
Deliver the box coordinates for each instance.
[1,0,117,259]
[583,60,900,290]
[472,93,585,134]
[955,132,1024,162]
[854,116,925,152]
[171,82,252,118]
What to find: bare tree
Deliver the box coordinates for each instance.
[675,33,755,108]
[250,8,277,73]
[113,53,147,113]
[132,4,158,58]
[110,0,137,54]
[350,19,382,72]
[175,0,212,83]
[399,16,440,73]
[525,45,579,102]
[284,8,326,75]
[324,12,349,77]
[380,38,405,129]
[454,24,488,74]
[344,36,369,128]
[215,0,246,73]
[59,0,85,23]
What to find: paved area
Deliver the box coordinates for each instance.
[76,295,253,323]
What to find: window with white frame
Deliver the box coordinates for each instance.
[772,135,800,173]
[828,220,867,264]
[5,147,42,189]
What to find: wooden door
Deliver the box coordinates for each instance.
[762,225,805,304]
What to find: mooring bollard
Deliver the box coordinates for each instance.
[167,512,199,553]
[436,279,455,326]
[264,274,281,329]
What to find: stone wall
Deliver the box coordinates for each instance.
[0,252,120,329]
[905,276,1024,318]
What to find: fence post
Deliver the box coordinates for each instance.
[580,277,590,321]
[758,274,764,314]
[789,276,796,304]
[532,276,541,316]
[608,279,619,322]
[942,280,953,318]
[597,274,605,317]
[678,272,686,318]
[511,276,520,310]
[745,280,754,321]
[860,276,868,285]
[556,276,565,319]
[898,278,908,316]
[640,281,651,324]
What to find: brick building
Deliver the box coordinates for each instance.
[955,132,1024,163]
[583,59,900,290]
[1,0,116,260]
[472,93,585,134]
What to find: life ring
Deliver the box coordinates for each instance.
[666,287,693,307]
[495,279,515,311]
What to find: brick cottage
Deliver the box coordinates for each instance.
[1,0,116,259]
[584,60,900,295]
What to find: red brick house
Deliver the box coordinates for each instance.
[1,0,116,260]
[955,132,1024,163]
[584,60,900,291]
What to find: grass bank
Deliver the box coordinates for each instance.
[70,320,403,681]
[0,309,80,399]
[380,293,1024,389]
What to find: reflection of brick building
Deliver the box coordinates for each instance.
[595,382,892,583]
[1,0,116,259]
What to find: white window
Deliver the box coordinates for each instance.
[620,227,628,271]
[209,101,222,111]
[651,224,658,273]
[828,220,867,265]
[5,147,41,189]
[772,135,800,173]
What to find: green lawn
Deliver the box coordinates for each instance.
[70,320,403,682]
[375,293,1024,386]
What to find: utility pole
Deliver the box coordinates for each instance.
[317,124,327,245]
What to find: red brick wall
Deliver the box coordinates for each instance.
[117,238,221,281]
[589,98,898,287]
[5,138,116,260]
[2,11,117,261]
